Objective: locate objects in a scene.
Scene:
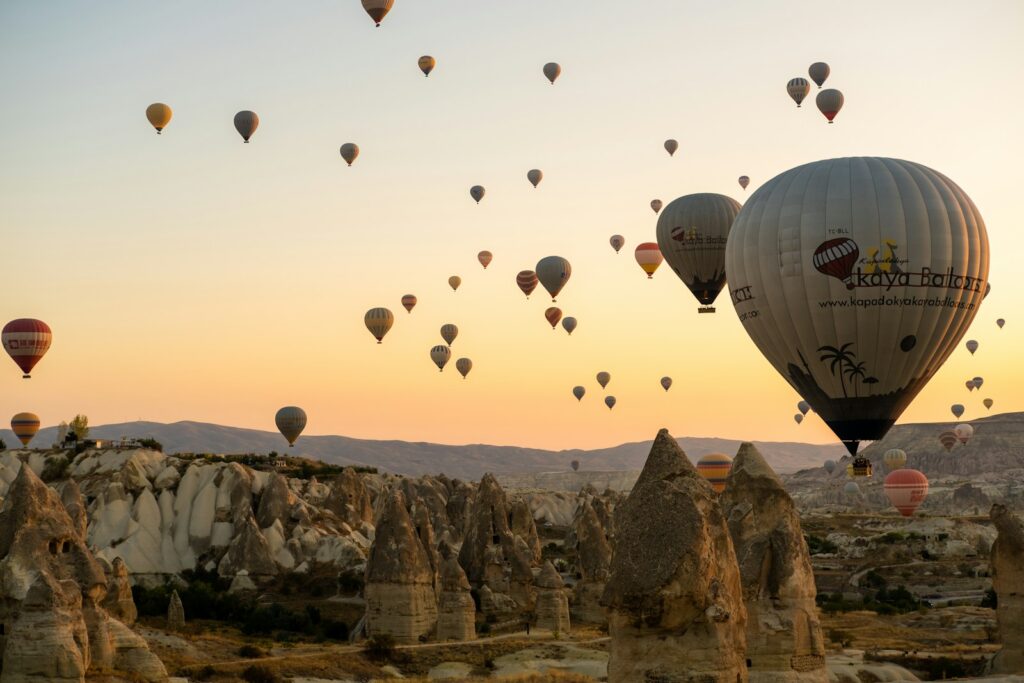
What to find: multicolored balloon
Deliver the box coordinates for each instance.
[536,256,572,301]
[545,307,563,329]
[517,270,539,299]
[596,371,610,389]
[527,169,543,188]
[275,406,307,447]
[11,412,40,447]
[233,110,259,142]
[786,78,810,107]
[884,469,929,517]
[440,323,459,346]
[3,319,52,378]
[456,357,473,379]
[634,242,664,279]
[364,308,395,343]
[883,448,907,472]
[609,235,625,254]
[361,0,394,26]
[418,55,436,77]
[816,89,843,123]
[696,453,732,494]
[430,345,451,372]
[939,430,958,451]
[145,103,172,134]
[478,251,493,269]
[401,294,417,313]
[562,317,577,335]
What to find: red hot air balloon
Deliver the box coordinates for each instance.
[884,469,929,517]
[401,294,417,313]
[812,238,859,290]
[516,270,538,299]
[939,430,958,451]
[478,251,493,269]
[2,319,52,378]
[545,307,563,329]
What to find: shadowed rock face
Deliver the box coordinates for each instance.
[601,429,747,683]
[218,512,278,577]
[569,497,612,624]
[324,467,374,528]
[721,443,826,683]
[458,473,515,585]
[436,555,476,641]
[364,488,438,644]
[991,504,1024,674]
[535,560,570,633]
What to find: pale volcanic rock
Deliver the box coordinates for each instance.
[365,489,438,644]
[218,513,278,577]
[991,504,1024,674]
[510,498,542,563]
[436,555,476,641]
[102,557,138,626]
[601,429,747,683]
[167,589,185,631]
[535,560,571,634]
[569,497,612,624]
[458,473,515,586]
[508,535,537,612]
[324,467,374,528]
[721,443,826,683]
[257,472,295,529]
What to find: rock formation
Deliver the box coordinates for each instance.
[167,589,185,631]
[0,465,167,682]
[217,512,278,578]
[601,429,747,683]
[102,557,138,626]
[436,554,476,641]
[458,473,515,585]
[324,467,374,528]
[535,560,570,634]
[510,498,542,563]
[257,472,295,528]
[990,504,1024,674]
[365,488,438,643]
[59,479,89,540]
[569,497,612,623]
[720,443,826,683]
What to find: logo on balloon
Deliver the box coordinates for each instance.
[812,238,859,289]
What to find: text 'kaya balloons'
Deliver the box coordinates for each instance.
[656,193,741,313]
[3,319,52,378]
[724,158,989,457]
[275,406,307,447]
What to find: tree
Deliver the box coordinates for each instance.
[69,414,89,440]
[818,343,857,398]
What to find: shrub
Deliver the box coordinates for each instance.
[364,634,396,661]
[338,570,364,595]
[41,456,71,482]
[192,665,216,681]
[981,588,997,609]
[805,535,839,554]
[478,622,492,635]
[238,644,265,658]
[241,665,281,683]
[138,437,163,452]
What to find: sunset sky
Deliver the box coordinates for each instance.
[1,1,1021,451]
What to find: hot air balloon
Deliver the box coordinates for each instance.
[596,371,610,389]
[361,0,394,26]
[843,481,860,496]
[609,235,625,254]
[650,199,663,214]
[562,317,577,335]
[440,324,459,346]
[527,169,543,188]
[696,453,732,494]
[478,251,493,269]
[664,139,678,156]
[738,176,750,190]
[604,396,616,410]
[571,459,580,471]
[661,376,672,392]
[145,103,173,134]
[233,110,259,142]
[973,376,984,389]
[634,243,663,279]
[573,386,585,401]
[656,193,742,313]
[815,89,843,123]
[275,406,307,447]
[939,430,959,451]
[883,448,907,472]
[448,276,462,291]
[401,294,417,313]
[364,308,394,343]
[786,78,810,107]
[966,340,979,355]
[11,412,40,447]
[824,459,837,474]
[545,307,562,329]
[418,55,435,77]
[456,357,472,379]
[797,400,811,415]
[845,463,854,478]
[997,318,1005,329]
[470,185,485,203]
[543,62,561,84]
[954,423,974,445]
[724,157,988,460]
[340,143,360,166]
[808,62,830,88]
[3,319,52,378]
[884,469,929,517]
[517,270,538,299]
[952,404,965,419]
[430,345,451,371]
[965,380,976,391]
[984,398,994,410]
[536,256,572,301]
[794,413,804,424]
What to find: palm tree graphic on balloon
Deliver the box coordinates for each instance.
[818,343,879,398]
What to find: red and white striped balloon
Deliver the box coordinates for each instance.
[2,319,52,378]
[884,469,929,517]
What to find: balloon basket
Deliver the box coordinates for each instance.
[698,306,716,314]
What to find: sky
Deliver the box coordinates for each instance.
[1,0,1022,451]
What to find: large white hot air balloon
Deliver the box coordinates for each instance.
[724,157,989,468]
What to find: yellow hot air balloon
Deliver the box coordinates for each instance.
[441,323,459,346]
[362,0,394,26]
[233,110,259,142]
[430,345,451,372]
[696,453,732,493]
[883,448,907,472]
[340,143,360,166]
[145,103,173,134]
[786,78,810,107]
[456,357,473,379]
[634,242,663,278]
[543,62,561,84]
[527,169,543,188]
[448,276,462,291]
[11,412,40,447]
[418,55,436,77]
[275,406,307,447]
[364,307,394,344]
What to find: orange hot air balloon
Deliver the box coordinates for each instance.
[478,251,493,269]
[939,430,958,451]
[401,294,417,313]
[697,453,732,494]
[545,307,562,329]
[517,270,539,298]
[634,242,664,278]
[448,275,462,291]
[884,469,929,517]
[145,103,173,134]
[11,412,40,446]
[3,319,52,378]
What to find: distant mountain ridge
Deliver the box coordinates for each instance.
[0,419,846,480]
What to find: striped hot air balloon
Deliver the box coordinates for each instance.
[883,448,907,472]
[939,430,959,451]
[440,324,459,346]
[478,251,493,269]
[456,357,473,379]
[884,469,929,517]
[609,235,625,253]
[401,294,417,313]
[11,412,40,447]
[696,453,732,494]
[3,319,52,378]
[364,308,394,343]
[516,270,539,298]
[361,0,394,26]
[275,406,307,447]
[430,345,451,371]
[786,78,810,107]
[634,243,664,279]
[954,423,974,445]
[545,307,562,329]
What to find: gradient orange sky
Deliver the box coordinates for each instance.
[1,1,1021,450]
